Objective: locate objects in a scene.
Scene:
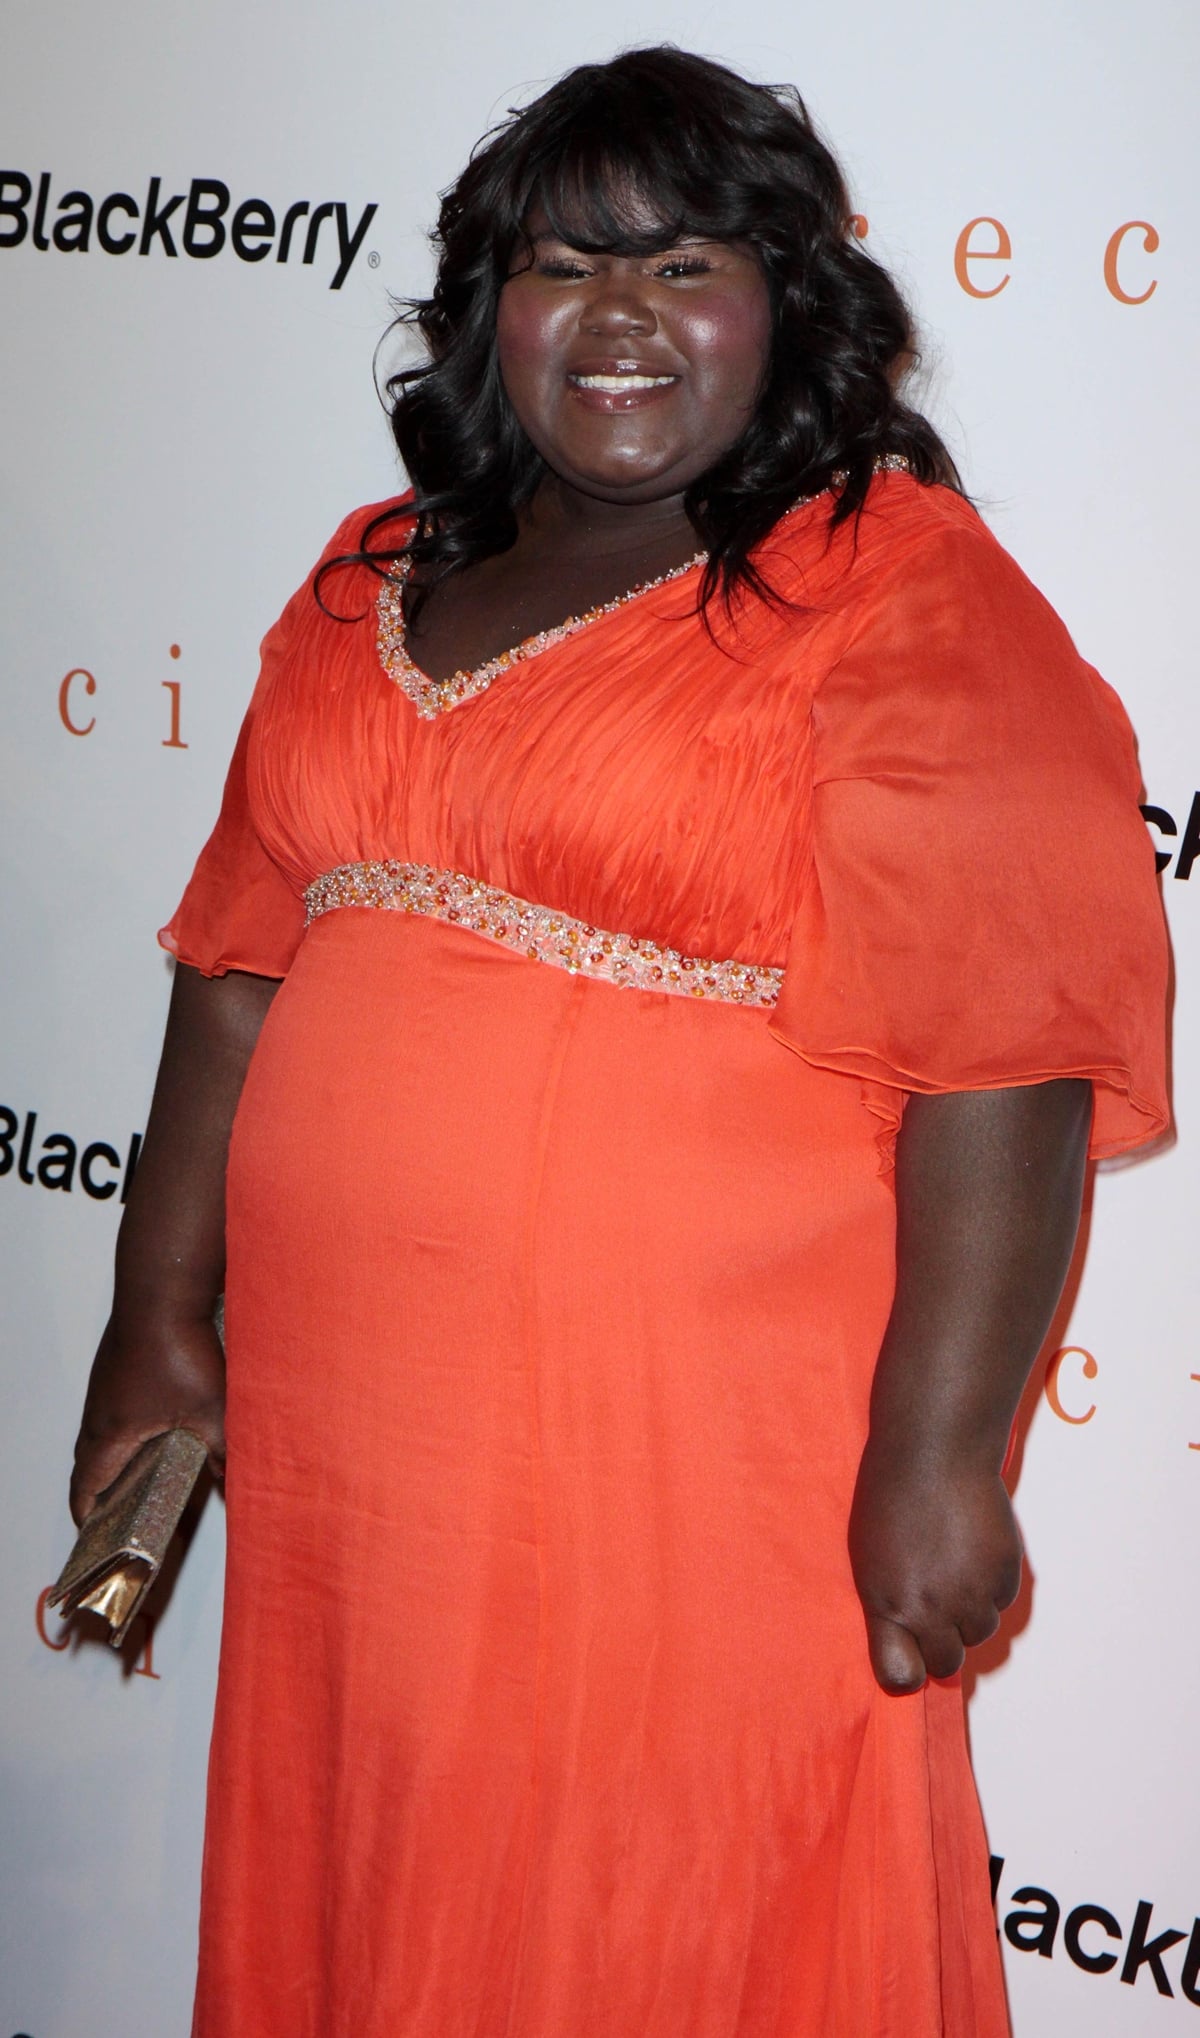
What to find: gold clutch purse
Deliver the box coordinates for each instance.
[48,1428,209,1647]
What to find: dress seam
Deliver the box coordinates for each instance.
[501,976,587,2036]
[922,1687,948,2038]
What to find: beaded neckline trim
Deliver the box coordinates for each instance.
[305,862,784,1010]
[377,546,707,721]
[376,454,910,720]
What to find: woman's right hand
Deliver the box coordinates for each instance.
[69,1312,227,1526]
[65,961,279,1529]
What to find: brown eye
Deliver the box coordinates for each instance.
[654,255,714,279]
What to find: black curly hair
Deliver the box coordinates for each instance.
[327,45,963,620]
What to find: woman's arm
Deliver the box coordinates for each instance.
[849,1078,1092,1693]
[69,962,279,1525]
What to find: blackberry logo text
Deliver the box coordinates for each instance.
[993,1855,1200,2003]
[0,1105,141,1203]
[0,173,377,290]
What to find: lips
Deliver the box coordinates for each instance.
[565,358,681,411]
[571,371,676,391]
[567,357,679,390]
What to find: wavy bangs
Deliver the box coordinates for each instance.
[321,47,964,622]
[516,98,785,257]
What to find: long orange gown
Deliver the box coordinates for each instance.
[162,469,1168,2037]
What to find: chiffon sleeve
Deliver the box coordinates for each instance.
[158,494,410,979]
[767,514,1170,1161]
[157,603,306,980]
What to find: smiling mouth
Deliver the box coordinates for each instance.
[569,372,678,391]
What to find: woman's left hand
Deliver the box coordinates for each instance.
[848,1437,1023,1694]
[849,1079,1091,1696]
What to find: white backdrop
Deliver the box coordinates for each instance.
[2,3,1196,2032]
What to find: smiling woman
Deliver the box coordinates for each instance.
[72,42,1169,2038]
[336,43,962,649]
[401,213,776,679]
[498,222,770,466]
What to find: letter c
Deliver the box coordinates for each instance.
[80,1141,121,1200]
[36,1585,71,1651]
[96,191,138,256]
[1064,1903,1122,1974]
[954,217,1012,299]
[1104,221,1159,305]
[59,667,96,735]
[1045,1347,1098,1425]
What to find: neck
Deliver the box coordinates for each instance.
[525,473,699,557]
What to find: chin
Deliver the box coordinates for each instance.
[555,455,686,500]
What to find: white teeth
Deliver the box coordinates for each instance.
[572,373,675,391]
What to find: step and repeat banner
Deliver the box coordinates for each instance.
[2,2,1196,2032]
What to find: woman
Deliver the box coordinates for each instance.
[71,46,1168,2038]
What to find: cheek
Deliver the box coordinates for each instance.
[495,287,569,402]
[682,290,773,400]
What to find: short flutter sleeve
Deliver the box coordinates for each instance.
[768,512,1170,1161]
[158,602,307,980]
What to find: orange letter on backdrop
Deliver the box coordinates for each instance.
[35,1586,70,1650]
[132,1618,161,1680]
[1104,221,1159,304]
[1045,1347,1099,1425]
[58,668,96,735]
[954,217,1012,298]
[35,1586,161,1674]
[161,677,188,749]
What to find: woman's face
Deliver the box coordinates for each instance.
[495,206,773,507]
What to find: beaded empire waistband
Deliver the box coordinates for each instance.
[304,862,783,1009]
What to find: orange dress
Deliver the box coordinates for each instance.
[162,470,1168,2038]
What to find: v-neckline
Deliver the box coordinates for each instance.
[376,546,708,722]
[374,458,910,722]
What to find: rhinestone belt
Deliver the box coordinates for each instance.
[304,862,783,1009]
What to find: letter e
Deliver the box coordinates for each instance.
[954,217,1012,298]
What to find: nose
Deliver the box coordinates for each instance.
[579,274,657,339]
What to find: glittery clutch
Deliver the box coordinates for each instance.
[48,1428,208,1647]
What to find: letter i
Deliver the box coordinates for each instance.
[162,645,187,748]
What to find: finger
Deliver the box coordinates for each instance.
[914,1622,966,1681]
[69,1448,122,1527]
[993,1552,1024,1611]
[70,1428,219,1527]
[957,1602,1001,1650]
[178,1418,225,1479]
[68,1477,96,1529]
[68,1431,166,1526]
[866,1614,927,1695]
